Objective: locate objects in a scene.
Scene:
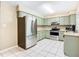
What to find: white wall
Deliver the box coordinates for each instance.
[0,2,17,50]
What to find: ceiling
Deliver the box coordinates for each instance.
[5,1,79,17]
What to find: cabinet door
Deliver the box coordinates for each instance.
[37,31,43,41]
[64,35,79,56]
[60,16,70,25]
[37,31,40,41]
[43,30,46,38]
[47,17,60,25]
[37,31,45,41]
[48,31,50,38]
[37,17,41,25]
[69,14,76,25]
[44,19,48,25]
[45,30,50,38]
[47,18,51,25]
[64,16,70,25]
[41,18,45,25]
[37,17,44,25]
[40,31,44,39]
[54,17,60,23]
[59,16,65,25]
[59,31,64,41]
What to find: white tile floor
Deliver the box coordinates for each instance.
[0,39,67,57]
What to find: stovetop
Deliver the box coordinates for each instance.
[50,28,60,31]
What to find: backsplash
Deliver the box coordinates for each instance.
[37,25,67,31]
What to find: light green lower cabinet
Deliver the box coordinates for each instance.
[37,31,45,41]
[41,30,46,39]
[40,31,44,39]
[64,35,79,57]
[45,30,50,39]
[59,31,65,41]
[37,31,42,41]
[37,31,40,41]
[37,30,50,41]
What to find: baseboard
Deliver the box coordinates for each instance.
[0,45,18,53]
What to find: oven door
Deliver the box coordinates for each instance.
[50,31,59,40]
[50,31,59,36]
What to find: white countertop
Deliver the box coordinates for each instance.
[60,29,66,32]
[37,27,50,31]
[64,31,79,37]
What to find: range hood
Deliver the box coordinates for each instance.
[51,22,60,25]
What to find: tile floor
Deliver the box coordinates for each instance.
[0,39,67,57]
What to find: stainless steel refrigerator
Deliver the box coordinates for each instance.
[18,11,37,49]
[26,14,37,48]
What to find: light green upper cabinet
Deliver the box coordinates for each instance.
[44,19,48,25]
[69,14,76,25]
[64,16,70,25]
[59,16,65,25]
[59,16,70,25]
[47,16,70,25]
[47,17,60,25]
[37,14,76,26]
[37,17,44,25]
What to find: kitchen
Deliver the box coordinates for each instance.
[0,1,79,57]
[37,14,76,41]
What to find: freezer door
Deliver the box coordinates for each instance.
[26,35,37,48]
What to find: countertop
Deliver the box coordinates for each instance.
[64,31,79,37]
[37,27,79,37]
[37,27,66,31]
[37,28,50,31]
[60,29,66,32]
